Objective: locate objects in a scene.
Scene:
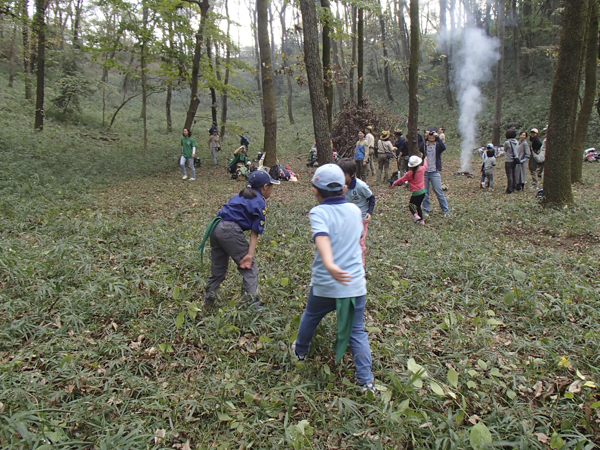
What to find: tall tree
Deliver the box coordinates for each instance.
[220,0,231,136]
[22,0,33,101]
[322,0,333,130]
[257,0,277,166]
[511,0,521,93]
[140,4,149,151]
[357,7,364,106]
[439,0,453,108]
[570,0,598,183]
[183,0,210,131]
[492,0,505,146]
[543,0,588,206]
[251,6,264,126]
[407,0,419,155]
[378,2,393,102]
[34,0,48,130]
[206,35,218,126]
[349,4,356,101]
[277,1,294,124]
[299,0,332,165]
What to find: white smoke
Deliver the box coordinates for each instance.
[454,27,500,172]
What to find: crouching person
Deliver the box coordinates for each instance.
[291,164,375,393]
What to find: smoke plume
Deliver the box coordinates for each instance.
[454,27,500,172]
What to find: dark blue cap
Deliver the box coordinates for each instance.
[248,170,280,187]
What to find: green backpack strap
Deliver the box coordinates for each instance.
[335,297,356,363]
[198,216,222,263]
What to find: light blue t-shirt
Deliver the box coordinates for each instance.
[344,177,373,219]
[309,197,366,298]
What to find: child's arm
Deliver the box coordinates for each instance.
[239,230,259,269]
[314,235,351,285]
[365,195,375,220]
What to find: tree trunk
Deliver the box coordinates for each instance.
[22,0,33,101]
[34,0,48,130]
[322,0,334,130]
[492,0,505,146]
[512,0,521,93]
[349,5,357,102]
[439,0,453,108]
[407,0,420,155]
[543,0,588,206]
[357,8,364,106]
[9,21,16,87]
[206,36,218,126]
[331,37,345,112]
[299,0,332,165]
[257,0,277,166]
[183,0,210,131]
[279,2,295,124]
[570,0,598,183]
[398,0,410,61]
[220,0,231,137]
[140,5,148,151]
[379,3,394,102]
[166,21,174,133]
[72,0,83,48]
[252,7,265,127]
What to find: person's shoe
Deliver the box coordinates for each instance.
[418,220,425,225]
[412,213,421,223]
[361,382,375,393]
[182,175,188,180]
[291,340,306,362]
[189,177,196,181]
[480,181,486,189]
[204,291,220,306]
[503,190,512,194]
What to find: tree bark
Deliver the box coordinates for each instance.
[570,0,598,183]
[279,2,295,124]
[140,5,149,151]
[183,0,210,131]
[512,0,521,93]
[72,0,83,48]
[439,0,453,108]
[257,0,277,166]
[252,7,265,127]
[349,5,356,102]
[322,0,333,130]
[299,0,332,165]
[379,3,394,102]
[220,0,231,137]
[398,0,410,61]
[22,0,33,101]
[206,36,218,126]
[407,0,420,155]
[331,37,345,112]
[492,0,505,146]
[34,0,48,130]
[166,21,174,133]
[543,0,588,206]
[9,21,16,87]
[357,8,364,106]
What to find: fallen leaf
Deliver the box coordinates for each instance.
[533,432,548,443]
[533,381,543,398]
[568,380,582,394]
[155,429,166,444]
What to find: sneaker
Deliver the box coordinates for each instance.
[291,340,306,362]
[189,177,196,181]
[418,220,425,225]
[361,382,376,393]
[412,213,421,223]
[182,175,188,180]
[480,181,486,189]
[204,291,220,306]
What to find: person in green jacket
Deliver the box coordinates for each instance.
[180,127,197,180]
[228,145,249,176]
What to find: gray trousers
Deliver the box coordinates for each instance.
[205,221,258,302]
[377,154,390,183]
[368,149,375,175]
[485,170,494,189]
[211,146,219,165]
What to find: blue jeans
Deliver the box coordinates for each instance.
[423,171,449,214]
[180,156,196,178]
[295,288,373,385]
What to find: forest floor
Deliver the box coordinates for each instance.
[2,140,600,449]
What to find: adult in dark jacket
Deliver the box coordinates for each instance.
[394,130,408,173]
[503,128,520,193]
[528,128,544,189]
[419,128,449,216]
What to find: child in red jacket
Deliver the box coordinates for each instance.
[392,155,427,225]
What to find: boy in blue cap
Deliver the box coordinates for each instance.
[200,170,279,308]
[292,164,375,392]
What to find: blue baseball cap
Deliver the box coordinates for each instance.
[248,170,280,187]
[311,164,345,191]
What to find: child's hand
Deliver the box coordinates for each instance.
[326,264,352,285]
[365,213,371,221]
[238,254,254,269]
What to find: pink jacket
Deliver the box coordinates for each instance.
[393,160,427,192]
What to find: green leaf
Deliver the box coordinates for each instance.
[280,278,289,286]
[397,399,410,413]
[365,327,381,333]
[429,380,445,396]
[381,389,392,404]
[407,358,427,377]
[503,291,515,306]
[173,286,180,300]
[513,269,527,282]
[467,380,477,389]
[564,392,574,399]
[506,389,516,400]
[217,411,232,421]
[322,364,331,375]
[447,368,458,388]
[188,302,199,320]
[590,401,600,409]
[175,311,185,330]
[489,367,502,377]
[486,318,504,328]
[60,354,73,368]
[477,359,488,370]
[243,391,254,407]
[470,422,492,449]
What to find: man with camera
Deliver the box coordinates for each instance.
[419,128,450,217]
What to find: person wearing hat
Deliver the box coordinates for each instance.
[529,128,544,189]
[354,131,370,180]
[376,130,395,184]
[291,164,375,393]
[365,126,376,177]
[392,155,427,224]
[394,130,408,173]
[419,128,450,216]
[200,170,279,309]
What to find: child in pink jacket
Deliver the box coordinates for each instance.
[392,155,427,225]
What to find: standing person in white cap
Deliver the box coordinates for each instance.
[392,155,428,225]
[529,127,545,189]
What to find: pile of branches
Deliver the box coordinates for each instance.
[331,96,401,158]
